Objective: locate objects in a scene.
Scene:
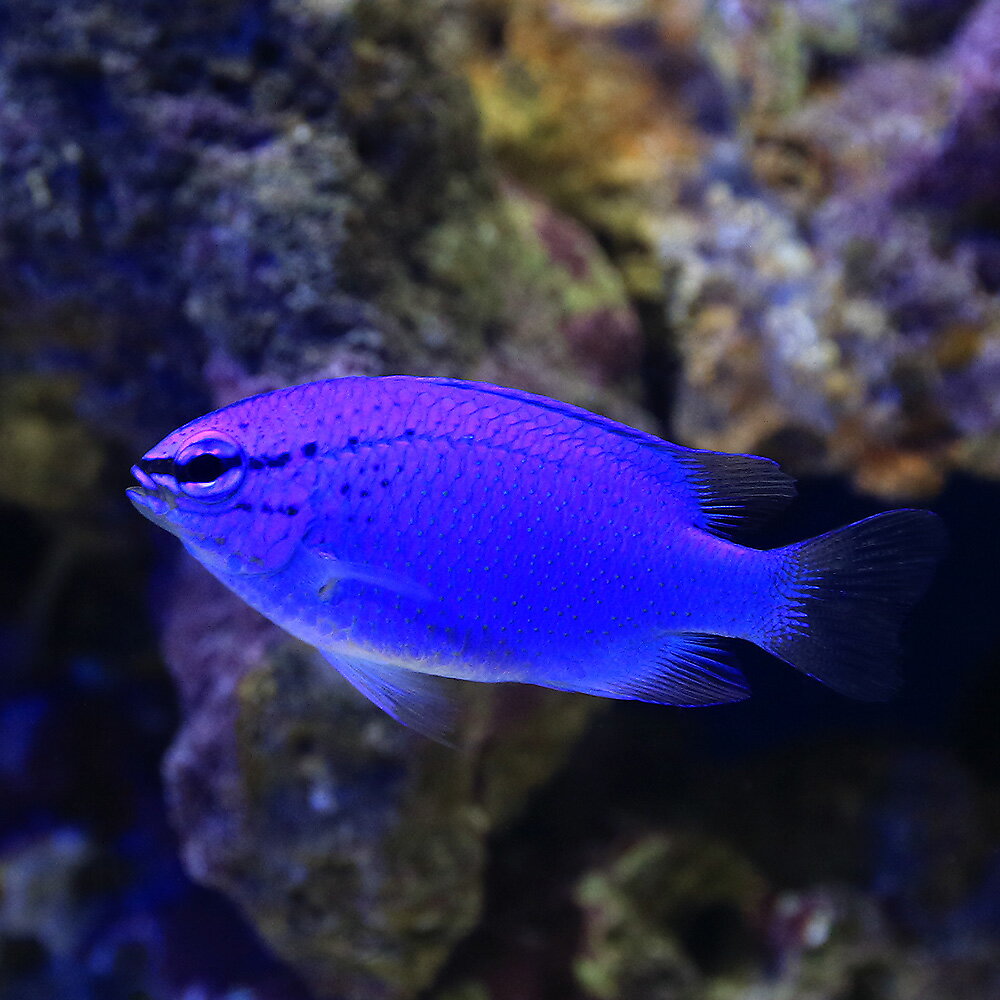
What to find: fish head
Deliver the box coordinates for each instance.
[128,393,319,576]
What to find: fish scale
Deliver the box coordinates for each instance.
[129,376,945,741]
[315,436,664,679]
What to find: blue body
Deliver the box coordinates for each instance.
[128,376,944,737]
[241,388,766,686]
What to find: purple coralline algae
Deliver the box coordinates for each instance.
[0,1,613,995]
[651,0,1000,497]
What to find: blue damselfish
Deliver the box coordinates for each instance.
[128,377,944,739]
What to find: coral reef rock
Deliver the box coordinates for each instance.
[163,558,592,999]
[661,3,1000,498]
[0,0,579,504]
[1,2,628,996]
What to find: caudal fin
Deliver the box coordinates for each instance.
[762,509,946,699]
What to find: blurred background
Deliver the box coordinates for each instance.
[2,1,1000,997]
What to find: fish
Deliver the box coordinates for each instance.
[128,376,945,741]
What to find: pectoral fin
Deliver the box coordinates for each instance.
[303,541,433,603]
[319,649,458,744]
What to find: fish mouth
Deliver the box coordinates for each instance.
[126,464,174,526]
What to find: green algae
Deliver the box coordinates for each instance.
[0,374,104,514]
[575,833,767,1000]
[206,636,598,998]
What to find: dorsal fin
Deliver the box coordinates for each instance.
[666,446,797,538]
[414,377,796,537]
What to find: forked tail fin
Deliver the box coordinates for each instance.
[761,510,946,699]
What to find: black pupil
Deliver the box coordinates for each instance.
[175,452,236,484]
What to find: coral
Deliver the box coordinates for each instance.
[658,5,1000,497]
[3,1,1000,997]
[464,0,704,291]
[658,177,976,497]
[0,0,519,503]
[896,0,1000,224]
[461,1,1000,498]
[567,740,1000,1000]
[469,185,648,427]
[0,0,651,514]
[703,0,977,119]
[574,833,765,998]
[0,2,623,995]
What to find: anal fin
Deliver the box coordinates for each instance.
[577,634,750,707]
[320,649,458,744]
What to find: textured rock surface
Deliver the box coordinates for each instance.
[665,0,1000,497]
[3,2,1000,999]
[574,833,764,999]
[564,741,1000,1000]
[0,1,620,996]
[468,0,1000,498]
[0,0,539,490]
[162,559,593,999]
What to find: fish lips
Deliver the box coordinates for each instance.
[126,464,176,529]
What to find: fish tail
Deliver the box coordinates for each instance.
[761,509,946,699]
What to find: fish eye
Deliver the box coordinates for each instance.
[173,432,245,502]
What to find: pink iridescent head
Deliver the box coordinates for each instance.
[128,386,323,575]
